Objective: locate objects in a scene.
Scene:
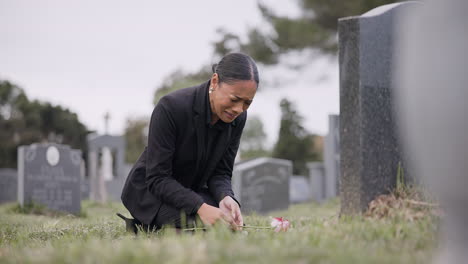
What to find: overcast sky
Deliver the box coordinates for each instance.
[0,0,339,147]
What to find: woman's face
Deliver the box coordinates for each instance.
[209,74,257,124]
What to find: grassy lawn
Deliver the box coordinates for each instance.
[0,199,438,264]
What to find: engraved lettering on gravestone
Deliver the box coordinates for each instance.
[38,165,78,183]
[249,175,286,186]
[25,165,74,208]
[46,146,60,166]
[32,189,46,202]
[70,151,81,166]
[25,148,36,162]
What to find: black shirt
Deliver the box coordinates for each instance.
[195,89,229,187]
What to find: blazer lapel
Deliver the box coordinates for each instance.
[192,80,210,183]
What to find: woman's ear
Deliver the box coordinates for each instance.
[211,73,219,90]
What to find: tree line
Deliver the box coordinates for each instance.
[0,80,88,168]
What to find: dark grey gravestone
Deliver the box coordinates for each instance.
[0,168,17,203]
[105,163,131,201]
[308,162,325,202]
[338,2,417,214]
[106,177,126,201]
[290,175,311,203]
[79,160,90,200]
[81,178,90,200]
[18,143,81,214]
[323,114,340,199]
[232,158,291,214]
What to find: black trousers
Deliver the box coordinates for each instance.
[139,188,218,231]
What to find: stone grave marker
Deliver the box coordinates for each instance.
[18,143,81,214]
[233,157,291,214]
[323,114,340,198]
[87,134,126,202]
[0,168,17,203]
[290,175,311,203]
[308,162,325,202]
[80,160,90,200]
[338,2,416,214]
[106,177,127,201]
[81,178,90,200]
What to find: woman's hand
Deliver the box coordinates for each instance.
[197,203,234,227]
[219,196,243,230]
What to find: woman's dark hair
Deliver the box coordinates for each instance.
[212,53,259,87]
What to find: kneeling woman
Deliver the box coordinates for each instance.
[121,53,259,232]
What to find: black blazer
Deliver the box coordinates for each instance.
[121,80,246,225]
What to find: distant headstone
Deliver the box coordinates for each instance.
[100,146,114,181]
[80,160,90,200]
[323,115,340,198]
[106,177,127,201]
[290,175,311,203]
[18,143,81,214]
[81,178,90,200]
[105,161,132,201]
[233,157,291,213]
[338,2,416,214]
[0,169,17,203]
[308,162,325,202]
[87,134,126,202]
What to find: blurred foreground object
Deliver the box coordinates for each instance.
[394,0,468,263]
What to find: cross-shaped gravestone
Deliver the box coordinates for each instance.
[104,112,111,135]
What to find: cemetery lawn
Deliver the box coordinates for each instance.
[0,199,437,264]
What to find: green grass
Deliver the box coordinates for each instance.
[0,199,438,264]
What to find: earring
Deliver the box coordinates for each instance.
[209,86,214,94]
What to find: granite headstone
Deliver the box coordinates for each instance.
[290,175,311,203]
[308,162,325,202]
[323,114,340,199]
[81,178,90,200]
[0,168,17,203]
[232,157,291,214]
[338,2,416,214]
[106,177,127,201]
[18,143,81,214]
[106,163,131,201]
[80,159,90,200]
[87,134,126,202]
